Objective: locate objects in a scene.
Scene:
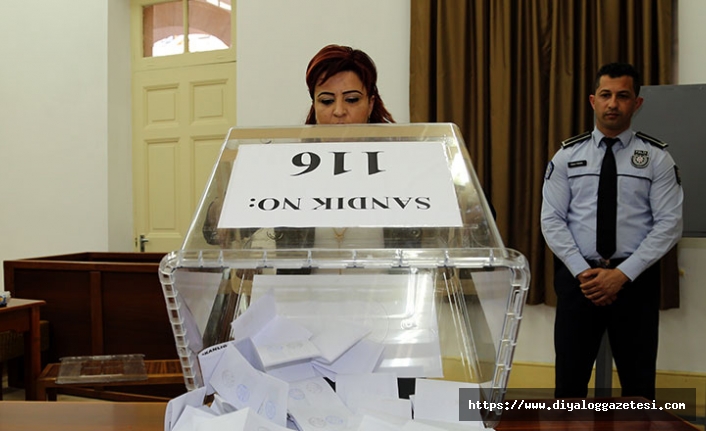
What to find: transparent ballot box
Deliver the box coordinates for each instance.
[158,123,529,428]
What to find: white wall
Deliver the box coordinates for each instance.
[677,0,706,84]
[0,0,703,375]
[514,0,706,374]
[235,0,410,126]
[0,1,114,285]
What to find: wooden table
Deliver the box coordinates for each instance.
[495,396,700,430]
[0,298,45,400]
[0,401,166,431]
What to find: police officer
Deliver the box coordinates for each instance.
[541,63,683,400]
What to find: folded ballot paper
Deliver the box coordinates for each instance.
[165,274,486,430]
[166,374,485,430]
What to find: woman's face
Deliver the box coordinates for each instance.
[313,71,375,124]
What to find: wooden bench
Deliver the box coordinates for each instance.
[36,358,186,402]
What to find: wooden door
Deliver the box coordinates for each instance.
[131,0,236,252]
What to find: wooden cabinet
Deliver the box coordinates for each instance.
[3,252,178,365]
[3,252,186,399]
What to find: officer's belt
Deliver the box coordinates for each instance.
[588,257,627,269]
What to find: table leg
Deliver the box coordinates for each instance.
[24,306,42,400]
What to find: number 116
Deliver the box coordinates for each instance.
[291,151,384,176]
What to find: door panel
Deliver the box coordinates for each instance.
[133,62,236,252]
[193,138,224,203]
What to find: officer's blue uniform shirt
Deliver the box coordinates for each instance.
[541,128,683,280]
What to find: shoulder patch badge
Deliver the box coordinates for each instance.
[636,131,668,149]
[561,131,591,149]
[631,150,650,168]
[545,161,554,180]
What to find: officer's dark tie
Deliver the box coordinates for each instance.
[596,137,619,260]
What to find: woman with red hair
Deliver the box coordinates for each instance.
[305,44,395,125]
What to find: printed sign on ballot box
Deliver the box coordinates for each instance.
[218,141,463,228]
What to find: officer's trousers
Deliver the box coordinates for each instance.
[553,260,660,400]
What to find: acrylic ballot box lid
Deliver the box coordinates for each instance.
[159,123,529,428]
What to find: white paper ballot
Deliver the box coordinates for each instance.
[233,337,265,372]
[311,362,337,381]
[230,289,277,341]
[335,372,399,409]
[266,361,319,383]
[165,386,208,431]
[356,397,413,421]
[210,393,237,415]
[209,344,268,411]
[195,408,247,431]
[287,377,355,431]
[412,379,483,426]
[197,341,231,395]
[312,339,385,380]
[253,315,313,346]
[196,407,291,431]
[256,338,321,368]
[310,319,371,364]
[356,414,405,431]
[171,405,216,431]
[255,370,289,427]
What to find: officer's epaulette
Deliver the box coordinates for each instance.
[561,131,591,149]
[636,131,668,149]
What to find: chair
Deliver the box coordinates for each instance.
[0,320,50,400]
